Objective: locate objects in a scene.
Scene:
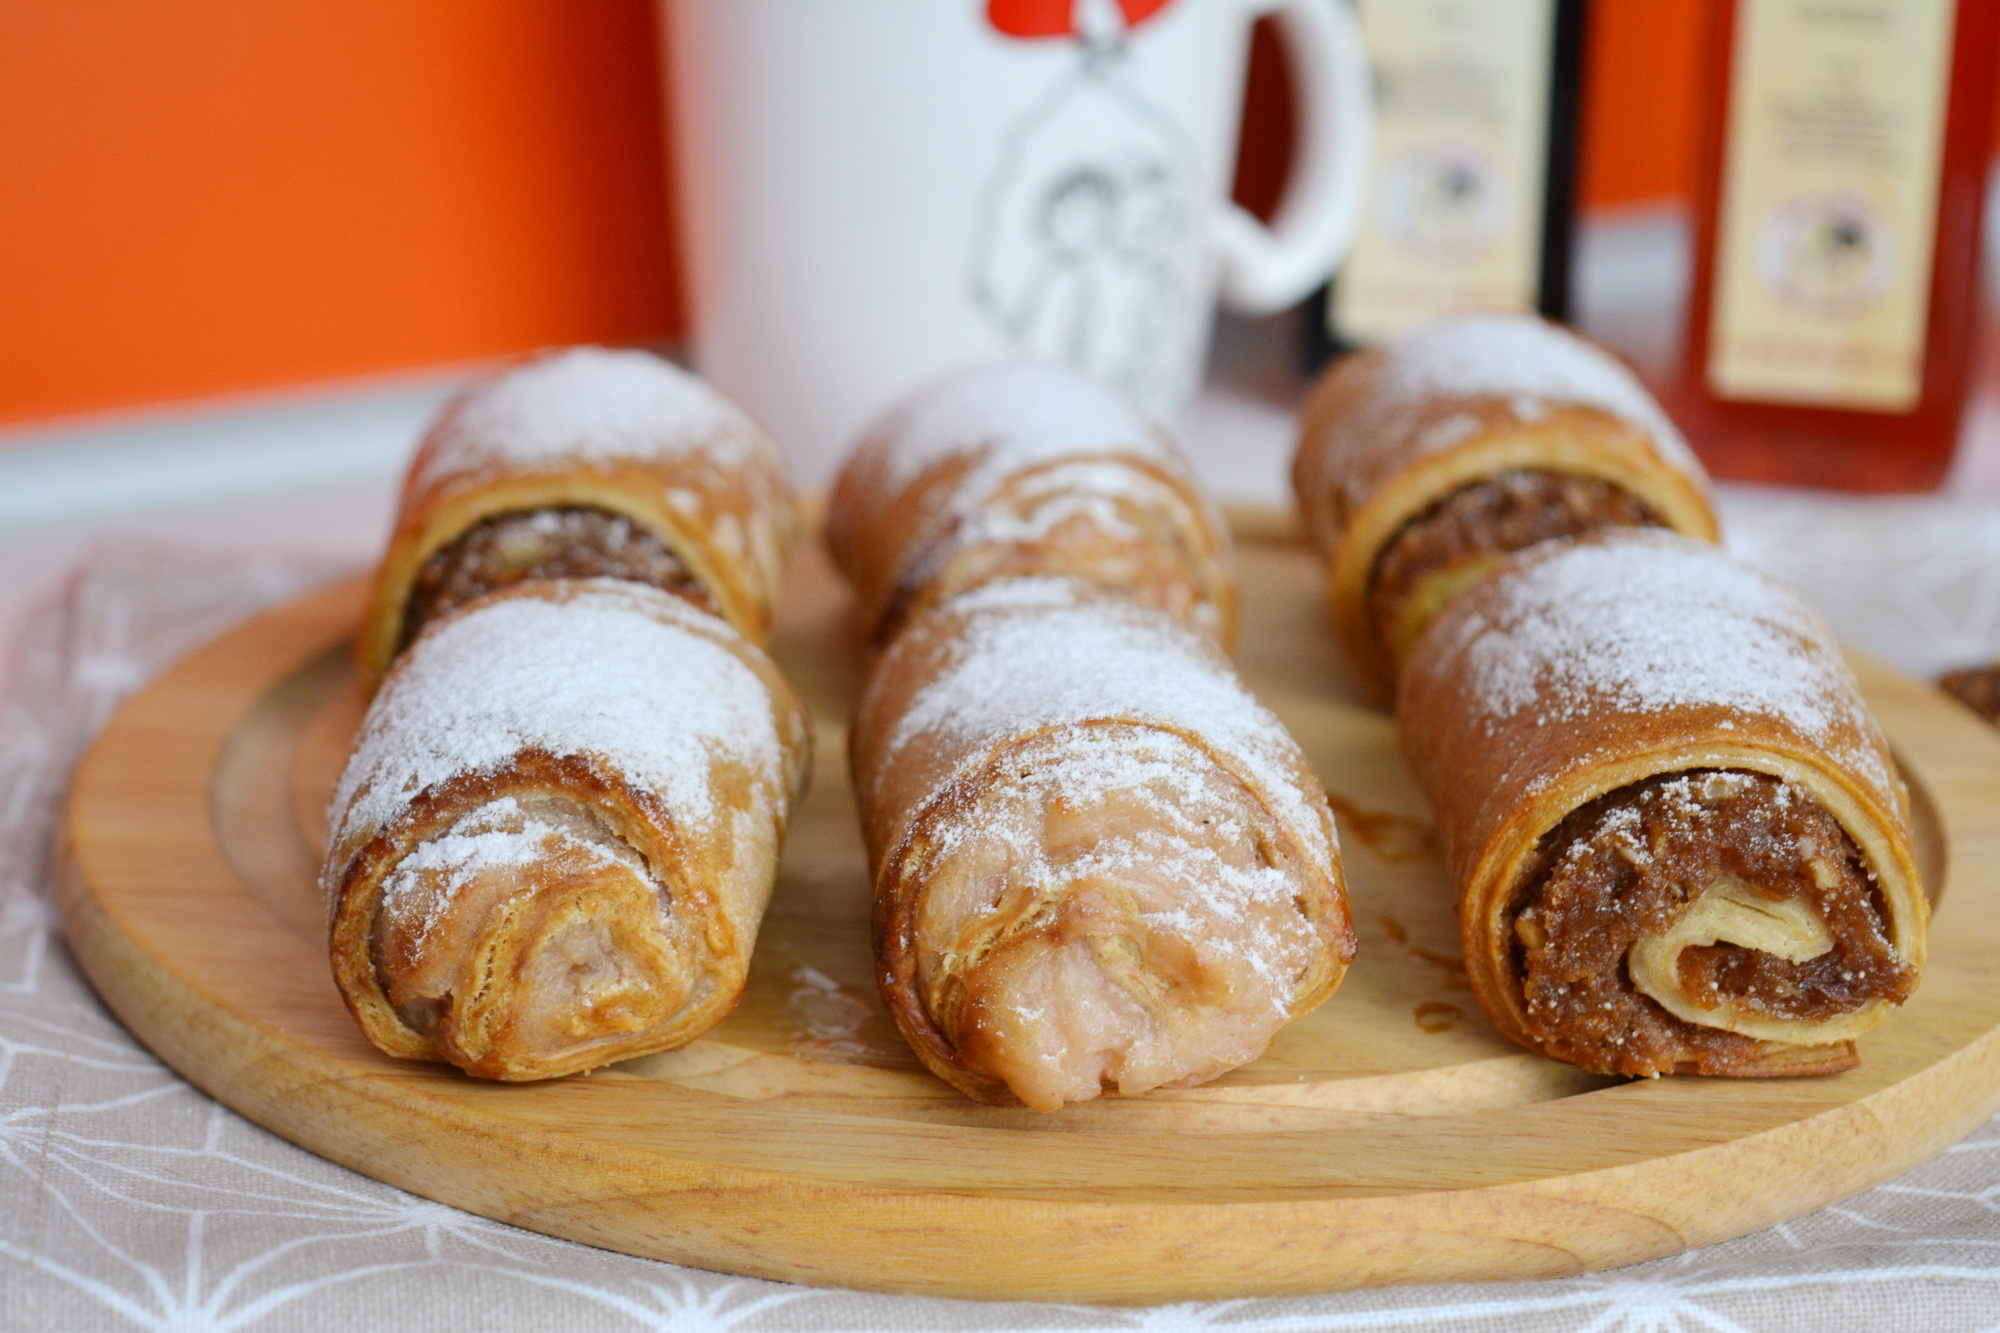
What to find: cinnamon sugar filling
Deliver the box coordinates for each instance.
[1509,770,1915,1078]
[403,507,714,648]
[1369,470,1664,661]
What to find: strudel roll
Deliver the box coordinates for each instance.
[324,579,811,1081]
[1398,530,1925,1077]
[1293,314,1719,699]
[851,578,1354,1109]
[357,347,796,691]
[827,361,1238,646]
[1938,664,2000,724]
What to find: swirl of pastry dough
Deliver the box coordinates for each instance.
[1398,530,1924,1077]
[1293,314,1718,700]
[828,360,1238,646]
[852,578,1353,1108]
[324,579,811,1081]
[358,347,797,692]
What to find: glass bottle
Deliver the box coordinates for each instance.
[1674,0,2000,491]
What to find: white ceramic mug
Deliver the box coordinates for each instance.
[663,0,1371,483]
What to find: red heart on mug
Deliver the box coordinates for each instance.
[1117,0,1174,28]
[986,0,1175,40]
[987,0,1072,37]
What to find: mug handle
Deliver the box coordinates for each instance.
[1213,0,1373,314]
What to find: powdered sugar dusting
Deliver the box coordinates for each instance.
[913,731,1325,1101]
[1443,532,1893,795]
[388,797,547,882]
[330,581,783,858]
[1417,411,1484,453]
[377,796,639,949]
[979,459,1156,542]
[928,733,1318,972]
[854,362,1220,618]
[870,361,1175,494]
[900,457,1197,593]
[882,580,1334,865]
[414,348,756,490]
[1368,314,1697,471]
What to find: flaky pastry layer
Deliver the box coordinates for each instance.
[827,362,1238,647]
[851,582,1353,1107]
[325,580,811,1080]
[1398,532,1926,1077]
[357,348,796,692]
[1293,316,1718,700]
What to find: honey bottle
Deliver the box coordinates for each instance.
[1677,0,2000,491]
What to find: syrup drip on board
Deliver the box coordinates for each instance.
[1324,791,1435,863]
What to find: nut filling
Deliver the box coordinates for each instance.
[1369,470,1664,659]
[403,507,714,648]
[1511,770,1916,1077]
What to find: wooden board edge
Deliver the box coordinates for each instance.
[56,804,2000,1304]
[45,541,2000,1304]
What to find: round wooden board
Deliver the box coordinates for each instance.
[58,517,2000,1304]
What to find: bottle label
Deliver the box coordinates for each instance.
[1706,0,1956,412]
[1328,0,1557,346]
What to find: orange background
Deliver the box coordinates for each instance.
[0,0,1864,431]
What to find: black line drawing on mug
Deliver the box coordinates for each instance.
[968,0,1201,416]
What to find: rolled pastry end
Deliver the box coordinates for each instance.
[827,360,1238,648]
[1294,314,1719,699]
[880,458,1238,648]
[356,346,799,692]
[398,506,718,654]
[1499,769,1918,1077]
[341,790,711,1082]
[361,474,763,692]
[1336,443,1715,700]
[1366,468,1668,669]
[888,728,1350,1110]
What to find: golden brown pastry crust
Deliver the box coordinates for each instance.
[1293,315,1719,700]
[357,347,797,693]
[1397,531,1926,1076]
[325,579,811,1081]
[826,361,1238,647]
[850,580,1354,1106]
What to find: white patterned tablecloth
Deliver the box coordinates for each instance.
[6,496,2000,1333]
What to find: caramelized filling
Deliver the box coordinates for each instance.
[1510,770,1914,1077]
[1369,471,1664,661]
[403,507,713,648]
